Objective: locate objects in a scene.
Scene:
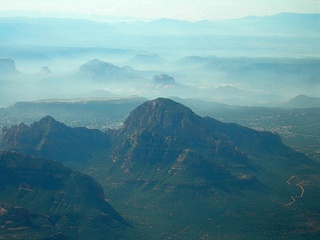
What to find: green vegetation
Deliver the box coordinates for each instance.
[1,98,320,239]
[0,151,127,240]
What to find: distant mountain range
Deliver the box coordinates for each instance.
[3,55,319,107]
[1,98,319,239]
[0,13,319,57]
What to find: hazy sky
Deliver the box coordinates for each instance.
[0,0,319,21]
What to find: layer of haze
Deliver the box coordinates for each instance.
[0,1,319,108]
[0,0,320,21]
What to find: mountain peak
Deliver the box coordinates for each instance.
[284,94,320,108]
[38,66,52,74]
[77,59,133,81]
[80,59,117,70]
[121,98,202,136]
[30,115,65,131]
[39,115,57,123]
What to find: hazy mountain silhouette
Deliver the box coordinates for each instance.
[76,59,138,82]
[37,66,52,75]
[284,95,320,108]
[0,58,20,75]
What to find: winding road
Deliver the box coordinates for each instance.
[286,175,305,206]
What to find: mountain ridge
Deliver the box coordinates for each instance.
[1,116,110,163]
[1,13,318,48]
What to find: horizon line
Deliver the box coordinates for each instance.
[0,10,319,23]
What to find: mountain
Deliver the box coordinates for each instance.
[112,99,257,192]
[1,116,110,163]
[101,98,320,239]
[151,74,176,85]
[2,98,320,239]
[38,66,52,75]
[215,12,320,37]
[76,59,138,82]
[113,98,314,182]
[0,13,319,57]
[0,151,126,239]
[284,95,320,108]
[0,58,20,75]
[147,74,179,91]
[199,57,320,100]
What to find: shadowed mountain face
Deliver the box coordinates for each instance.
[1,116,110,162]
[0,151,126,239]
